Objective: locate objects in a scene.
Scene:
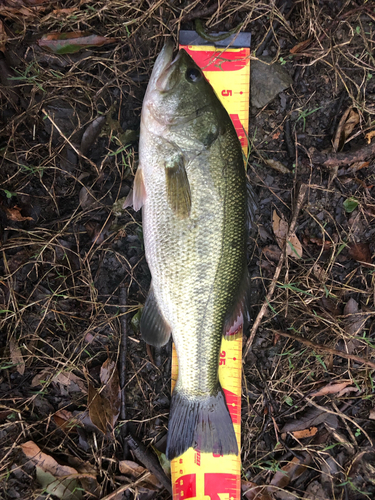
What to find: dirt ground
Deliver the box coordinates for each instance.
[1,1,375,499]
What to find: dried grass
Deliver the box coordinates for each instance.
[0,1,374,499]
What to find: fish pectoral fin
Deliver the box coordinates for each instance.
[133,167,146,211]
[140,285,171,347]
[165,155,191,219]
[224,267,250,339]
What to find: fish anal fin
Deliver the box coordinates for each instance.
[133,168,146,211]
[140,285,171,347]
[165,155,191,219]
[166,384,238,460]
[224,268,250,340]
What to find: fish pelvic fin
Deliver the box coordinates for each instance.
[224,267,250,340]
[140,285,171,347]
[133,167,146,211]
[166,385,238,460]
[122,168,146,211]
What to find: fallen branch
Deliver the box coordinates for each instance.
[181,2,218,22]
[126,434,172,494]
[244,184,308,358]
[274,329,375,370]
[119,285,128,459]
[310,141,375,168]
[101,471,152,500]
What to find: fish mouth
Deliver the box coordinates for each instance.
[153,42,182,92]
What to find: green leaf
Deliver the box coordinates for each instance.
[130,308,142,332]
[2,189,16,198]
[38,32,118,55]
[284,396,293,406]
[343,197,359,213]
[36,467,82,500]
[152,446,171,477]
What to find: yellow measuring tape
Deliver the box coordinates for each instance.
[170,33,251,500]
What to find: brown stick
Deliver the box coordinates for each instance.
[101,471,151,500]
[126,434,172,493]
[243,184,308,359]
[119,285,129,458]
[182,2,218,22]
[310,141,375,168]
[274,330,375,370]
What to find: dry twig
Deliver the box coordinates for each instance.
[272,329,375,371]
[244,184,308,358]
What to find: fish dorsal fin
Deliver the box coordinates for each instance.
[165,155,191,219]
[224,267,250,339]
[133,167,146,211]
[140,284,171,347]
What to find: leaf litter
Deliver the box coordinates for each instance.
[1,1,375,499]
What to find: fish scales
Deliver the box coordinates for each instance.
[131,42,248,460]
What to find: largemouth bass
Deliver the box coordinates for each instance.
[130,42,248,460]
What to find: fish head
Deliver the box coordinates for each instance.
[142,42,227,147]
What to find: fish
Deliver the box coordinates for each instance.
[129,41,248,460]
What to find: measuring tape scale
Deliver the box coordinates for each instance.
[169,40,251,500]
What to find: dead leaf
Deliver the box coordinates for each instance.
[310,381,352,398]
[52,371,86,395]
[309,237,332,250]
[262,245,282,262]
[241,481,273,500]
[344,298,369,337]
[270,454,311,490]
[348,242,372,264]
[40,7,77,22]
[281,427,318,441]
[85,217,113,245]
[0,409,13,421]
[118,460,161,490]
[7,249,31,273]
[38,32,118,55]
[312,263,327,281]
[119,460,145,477]
[303,481,326,499]
[31,368,52,387]
[348,161,369,172]
[100,358,121,428]
[81,116,106,155]
[9,339,25,375]
[79,187,99,211]
[318,297,342,316]
[333,107,359,152]
[88,384,112,434]
[0,20,7,52]
[272,210,288,245]
[365,130,375,144]
[0,0,47,19]
[364,204,375,218]
[286,233,302,258]
[272,210,303,258]
[265,158,291,174]
[281,407,338,433]
[344,297,358,315]
[5,206,33,222]
[22,441,78,477]
[53,410,80,433]
[369,409,375,420]
[290,37,313,54]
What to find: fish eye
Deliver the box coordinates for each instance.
[186,67,202,83]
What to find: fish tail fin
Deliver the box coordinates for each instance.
[166,385,238,460]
